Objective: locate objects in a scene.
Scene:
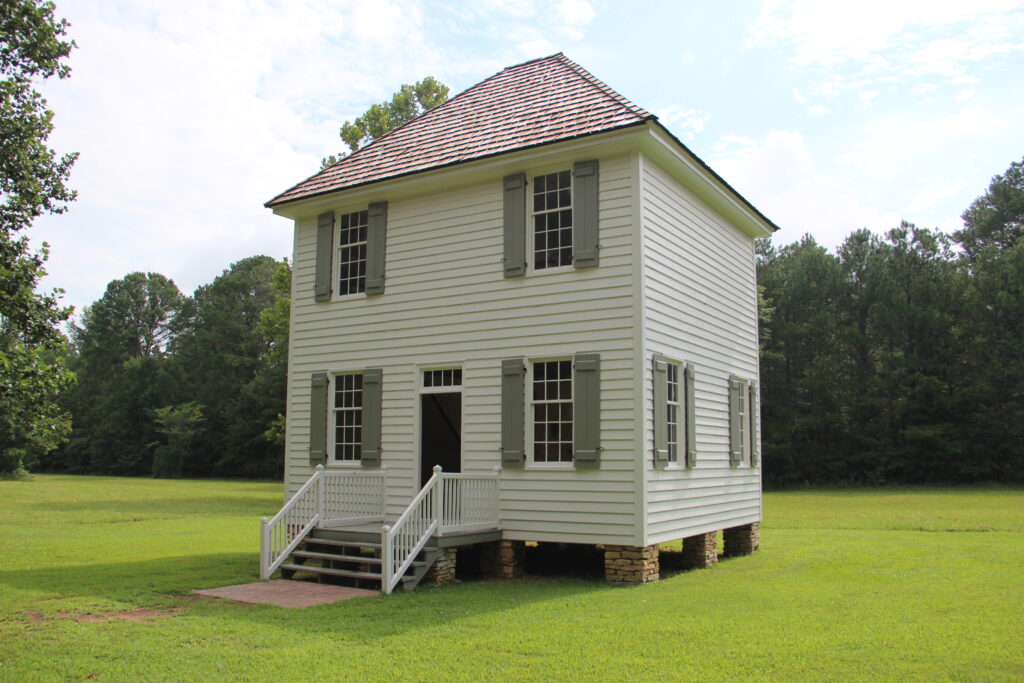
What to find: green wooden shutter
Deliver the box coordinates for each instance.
[365,201,387,295]
[361,368,383,467]
[728,376,742,467]
[573,353,601,468]
[684,363,697,468]
[749,379,760,467]
[315,212,334,302]
[501,358,525,467]
[503,173,526,278]
[652,354,669,466]
[572,159,599,269]
[309,372,328,465]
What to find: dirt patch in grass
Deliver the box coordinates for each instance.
[20,607,182,623]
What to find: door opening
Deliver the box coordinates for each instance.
[420,392,461,487]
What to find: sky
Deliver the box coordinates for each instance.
[30,0,1024,317]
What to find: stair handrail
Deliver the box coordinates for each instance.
[260,465,324,580]
[381,466,442,594]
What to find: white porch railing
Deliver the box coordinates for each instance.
[383,467,499,594]
[259,466,386,580]
[261,465,499,592]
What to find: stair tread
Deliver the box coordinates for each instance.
[291,550,429,568]
[280,564,382,580]
[293,550,382,564]
[306,538,383,549]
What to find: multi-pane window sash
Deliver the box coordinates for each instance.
[667,363,680,463]
[333,373,363,461]
[532,360,573,463]
[423,368,462,389]
[738,380,749,465]
[338,210,368,295]
[532,171,573,270]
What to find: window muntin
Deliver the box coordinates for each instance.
[737,379,751,465]
[333,373,363,461]
[667,362,680,463]
[531,170,573,270]
[423,368,462,389]
[337,210,368,296]
[531,359,573,463]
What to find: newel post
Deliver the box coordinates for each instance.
[314,464,325,521]
[381,524,392,594]
[432,465,444,529]
[259,517,270,580]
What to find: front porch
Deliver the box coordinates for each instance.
[260,466,500,594]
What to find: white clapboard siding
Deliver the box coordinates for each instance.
[285,153,640,544]
[638,153,762,545]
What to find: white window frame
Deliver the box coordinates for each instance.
[748,381,759,468]
[420,366,464,394]
[329,371,364,467]
[738,379,749,465]
[334,208,368,299]
[527,357,574,469]
[666,361,681,465]
[526,166,574,275]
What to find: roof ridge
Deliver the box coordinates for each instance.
[335,54,569,159]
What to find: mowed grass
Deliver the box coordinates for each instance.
[1,477,1021,681]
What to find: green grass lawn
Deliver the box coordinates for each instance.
[1,476,1021,681]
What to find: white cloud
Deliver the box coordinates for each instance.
[748,0,1024,68]
[746,0,1024,106]
[557,0,596,40]
[657,105,710,140]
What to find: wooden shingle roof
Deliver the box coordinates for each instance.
[266,53,654,207]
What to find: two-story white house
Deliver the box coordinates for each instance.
[259,54,777,593]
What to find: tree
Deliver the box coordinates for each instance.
[0,0,77,476]
[322,76,449,168]
[955,157,1024,258]
[151,401,204,479]
[258,260,291,446]
[52,273,186,475]
[172,256,285,478]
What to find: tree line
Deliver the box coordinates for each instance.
[758,158,1024,485]
[37,257,291,479]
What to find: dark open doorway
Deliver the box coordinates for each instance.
[420,392,461,487]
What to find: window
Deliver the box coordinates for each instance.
[337,209,368,295]
[333,373,363,461]
[530,359,573,463]
[729,376,756,467]
[666,362,680,463]
[531,170,573,270]
[423,368,462,389]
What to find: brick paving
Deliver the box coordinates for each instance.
[194,580,377,608]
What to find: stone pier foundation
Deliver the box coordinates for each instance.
[479,540,526,579]
[680,531,718,569]
[603,544,660,583]
[723,522,760,557]
[423,548,457,585]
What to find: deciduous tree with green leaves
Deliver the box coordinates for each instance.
[0,0,77,476]
[321,76,449,168]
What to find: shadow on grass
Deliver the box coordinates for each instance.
[27,497,275,518]
[0,553,259,602]
[0,552,611,642]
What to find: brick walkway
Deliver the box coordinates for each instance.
[194,580,377,608]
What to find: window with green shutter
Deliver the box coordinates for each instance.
[729,375,752,467]
[654,354,693,468]
[503,160,599,277]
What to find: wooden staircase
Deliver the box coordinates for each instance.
[278,528,439,593]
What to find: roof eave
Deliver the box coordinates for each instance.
[267,120,653,219]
